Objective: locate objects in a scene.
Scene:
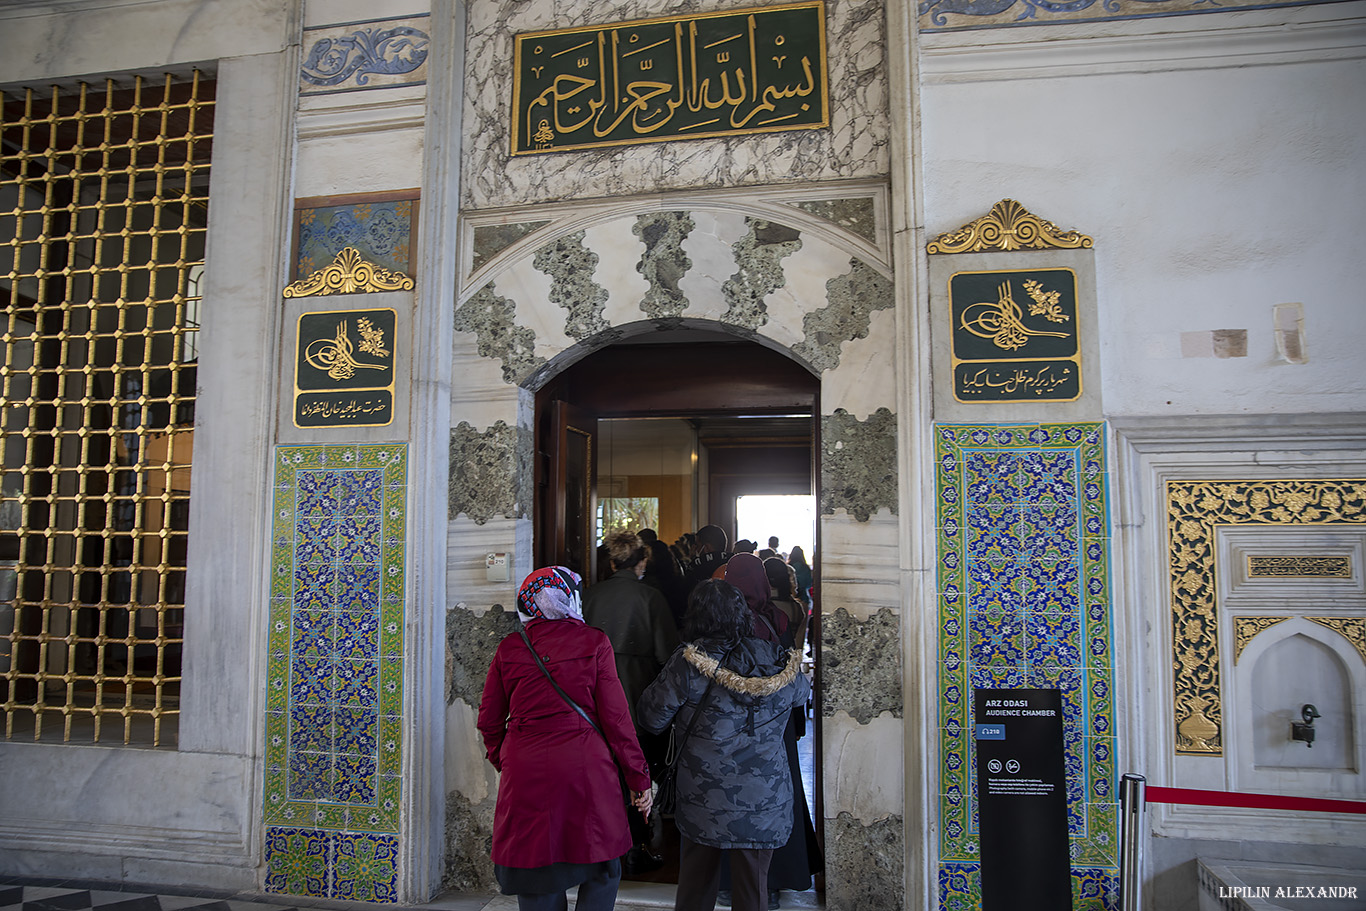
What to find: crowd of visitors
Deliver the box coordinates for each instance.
[478,524,821,911]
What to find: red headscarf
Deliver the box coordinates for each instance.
[724,552,788,644]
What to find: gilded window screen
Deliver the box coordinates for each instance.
[0,71,213,746]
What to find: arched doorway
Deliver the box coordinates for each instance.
[532,326,824,891]
[446,193,906,905]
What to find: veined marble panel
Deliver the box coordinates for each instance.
[453,283,547,385]
[819,308,898,419]
[677,209,754,323]
[822,609,903,721]
[461,0,889,209]
[533,230,611,341]
[631,212,694,320]
[449,350,520,430]
[447,421,531,524]
[720,219,805,331]
[824,710,906,819]
[763,239,874,354]
[821,408,899,521]
[826,813,905,910]
[793,259,895,375]
[917,0,1345,32]
[582,220,653,326]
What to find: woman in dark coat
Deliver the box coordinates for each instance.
[716,554,822,907]
[478,566,654,911]
[638,580,809,911]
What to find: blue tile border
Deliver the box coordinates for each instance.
[935,422,1118,907]
[263,445,406,900]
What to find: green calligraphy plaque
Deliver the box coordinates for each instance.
[294,308,396,428]
[949,268,1082,403]
[511,2,828,155]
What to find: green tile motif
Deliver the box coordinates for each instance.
[934,422,1118,910]
[264,444,407,901]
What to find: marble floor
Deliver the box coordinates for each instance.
[0,880,820,911]
[1,717,824,911]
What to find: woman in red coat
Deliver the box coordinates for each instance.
[478,566,654,911]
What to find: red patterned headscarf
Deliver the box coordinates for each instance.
[516,566,584,623]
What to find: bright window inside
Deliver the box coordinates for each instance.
[735,494,815,556]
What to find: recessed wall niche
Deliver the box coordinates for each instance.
[1249,628,1356,772]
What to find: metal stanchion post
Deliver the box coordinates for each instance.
[1119,773,1147,911]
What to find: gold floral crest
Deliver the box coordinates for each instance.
[283,247,415,298]
[927,199,1093,255]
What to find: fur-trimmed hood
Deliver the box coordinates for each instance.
[683,642,802,697]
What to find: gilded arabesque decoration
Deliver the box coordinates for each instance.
[1167,479,1366,755]
[927,199,1093,255]
[284,246,415,297]
[1308,617,1366,664]
[1232,617,1287,664]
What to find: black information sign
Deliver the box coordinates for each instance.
[294,308,396,428]
[511,2,828,155]
[950,268,1081,403]
[974,687,1072,911]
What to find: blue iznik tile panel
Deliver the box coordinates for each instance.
[935,423,1118,911]
[919,0,1346,31]
[296,197,416,282]
[264,444,407,901]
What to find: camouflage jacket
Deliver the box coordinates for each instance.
[637,637,809,849]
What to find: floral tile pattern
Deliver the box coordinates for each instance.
[264,445,407,900]
[295,196,417,281]
[935,422,1118,910]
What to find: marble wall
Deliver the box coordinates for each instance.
[918,0,1345,31]
[445,186,907,903]
[460,0,890,209]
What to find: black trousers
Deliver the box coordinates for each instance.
[674,836,773,911]
[507,860,621,911]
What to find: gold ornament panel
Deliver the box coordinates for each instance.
[1308,617,1366,664]
[927,199,1093,255]
[1166,479,1366,755]
[1232,616,1288,664]
[283,247,415,298]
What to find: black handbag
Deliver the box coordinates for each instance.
[656,644,735,815]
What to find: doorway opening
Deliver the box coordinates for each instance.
[533,327,824,895]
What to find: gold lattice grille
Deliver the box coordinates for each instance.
[0,71,213,746]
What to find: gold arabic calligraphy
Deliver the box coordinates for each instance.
[515,4,826,153]
[959,364,1074,396]
[298,397,389,420]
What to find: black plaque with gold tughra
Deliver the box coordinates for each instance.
[950,268,1082,403]
[294,309,396,428]
[511,2,828,155]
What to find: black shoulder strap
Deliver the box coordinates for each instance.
[518,626,604,739]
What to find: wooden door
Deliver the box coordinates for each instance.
[538,400,597,581]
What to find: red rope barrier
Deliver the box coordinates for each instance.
[1147,786,1366,815]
